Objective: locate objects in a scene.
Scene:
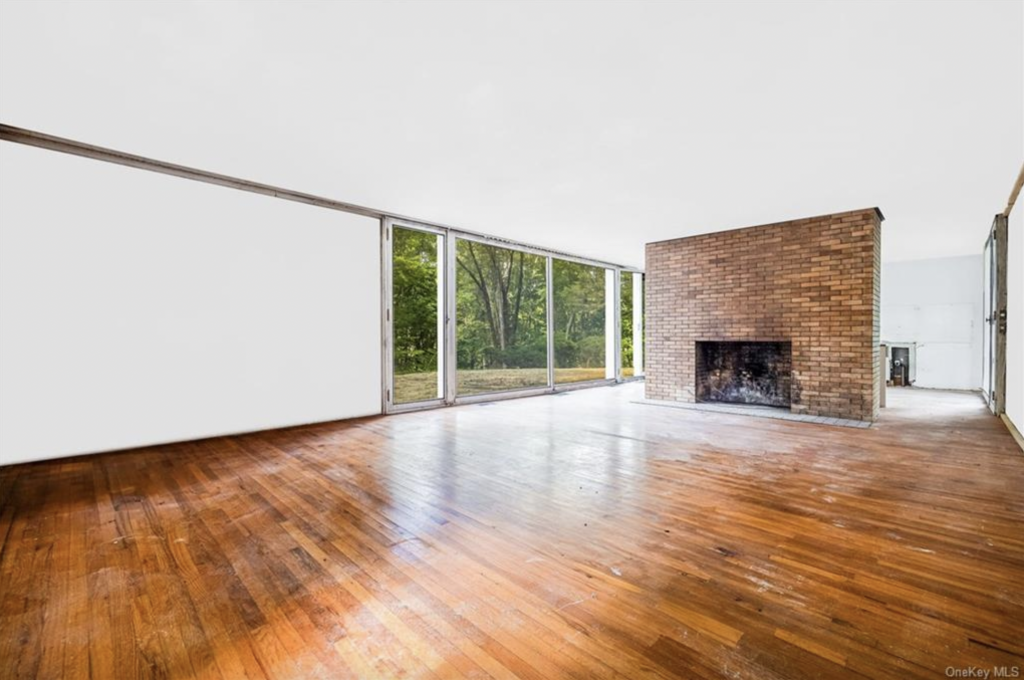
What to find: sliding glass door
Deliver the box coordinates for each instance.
[456,239,548,395]
[385,218,642,411]
[388,223,445,407]
[552,259,607,384]
[621,272,635,377]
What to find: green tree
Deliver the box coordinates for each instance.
[456,240,546,370]
[392,228,439,375]
[621,272,634,369]
[553,260,606,369]
[393,232,619,379]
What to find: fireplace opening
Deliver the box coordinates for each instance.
[695,341,792,408]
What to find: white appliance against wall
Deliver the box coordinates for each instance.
[881,342,918,386]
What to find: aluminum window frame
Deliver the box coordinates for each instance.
[383,221,641,413]
[450,236,552,402]
[382,217,450,414]
[617,269,646,383]
[548,257,618,390]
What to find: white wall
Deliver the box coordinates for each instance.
[1006,207,1023,433]
[881,255,983,390]
[0,143,381,466]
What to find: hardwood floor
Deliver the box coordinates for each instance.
[1,384,1022,679]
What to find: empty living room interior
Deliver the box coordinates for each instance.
[1,1,1023,678]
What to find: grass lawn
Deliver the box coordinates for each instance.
[394,367,608,404]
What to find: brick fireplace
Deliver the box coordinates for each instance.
[645,208,882,422]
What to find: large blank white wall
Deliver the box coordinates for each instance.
[1007,207,1023,434]
[0,143,381,465]
[881,255,983,390]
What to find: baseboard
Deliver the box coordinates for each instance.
[1001,413,1024,454]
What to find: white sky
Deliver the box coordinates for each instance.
[1,0,1021,268]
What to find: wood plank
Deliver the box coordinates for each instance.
[1,384,1022,679]
[774,628,847,667]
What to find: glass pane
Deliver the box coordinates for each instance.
[553,259,607,383]
[621,272,634,377]
[640,273,646,375]
[456,240,548,395]
[392,227,443,404]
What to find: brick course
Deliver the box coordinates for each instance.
[644,208,883,422]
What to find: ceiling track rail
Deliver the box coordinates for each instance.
[0,123,384,219]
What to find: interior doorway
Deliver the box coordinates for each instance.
[982,214,1008,415]
[891,346,911,386]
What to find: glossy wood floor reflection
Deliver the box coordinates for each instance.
[2,386,1023,679]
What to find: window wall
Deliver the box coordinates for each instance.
[385,219,642,412]
[391,226,444,405]
[637,273,646,377]
[621,272,635,377]
[553,259,607,384]
[456,239,548,395]
[618,271,645,379]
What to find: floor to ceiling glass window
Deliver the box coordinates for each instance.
[553,259,607,383]
[621,272,635,377]
[391,226,444,405]
[639,273,646,375]
[456,239,548,395]
[387,221,640,411]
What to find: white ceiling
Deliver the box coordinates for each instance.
[1,0,1021,268]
